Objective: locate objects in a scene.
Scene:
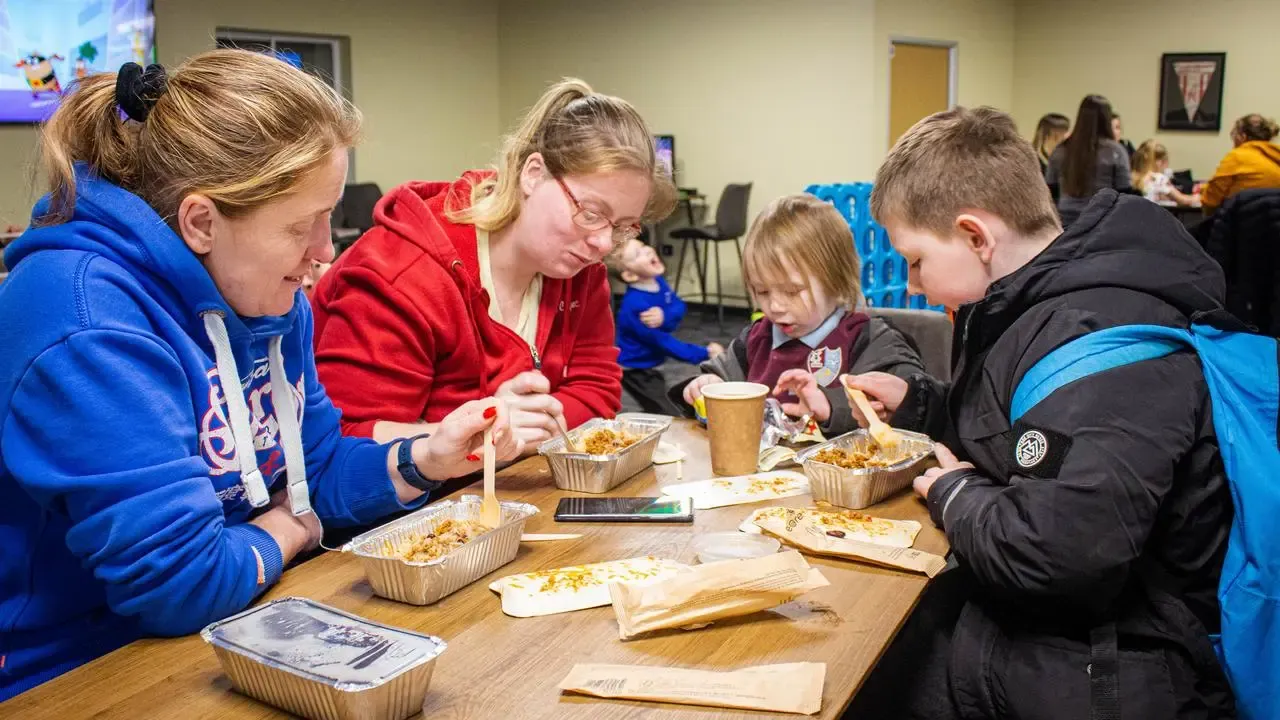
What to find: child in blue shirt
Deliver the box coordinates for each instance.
[609,239,722,414]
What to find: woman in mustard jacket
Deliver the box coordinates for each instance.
[1201,114,1280,214]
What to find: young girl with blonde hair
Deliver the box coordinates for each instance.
[677,194,924,435]
[1130,140,1198,206]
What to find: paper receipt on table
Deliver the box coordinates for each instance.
[738,505,922,548]
[608,550,829,640]
[660,470,810,509]
[558,662,826,715]
[489,556,686,618]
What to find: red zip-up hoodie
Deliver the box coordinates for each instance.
[311,171,622,438]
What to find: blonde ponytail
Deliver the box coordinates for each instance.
[38,74,141,223]
[450,77,676,231]
[37,49,360,227]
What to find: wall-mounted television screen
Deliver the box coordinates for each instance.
[654,134,675,179]
[2,0,156,123]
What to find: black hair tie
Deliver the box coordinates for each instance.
[115,62,168,123]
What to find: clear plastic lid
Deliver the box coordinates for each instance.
[201,597,446,690]
[691,532,782,564]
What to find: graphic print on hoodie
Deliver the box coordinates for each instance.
[0,169,417,701]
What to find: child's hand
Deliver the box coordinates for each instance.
[639,307,665,329]
[912,444,974,498]
[683,374,723,406]
[842,372,908,427]
[706,342,725,359]
[774,369,831,422]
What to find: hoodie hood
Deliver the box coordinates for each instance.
[6,167,311,513]
[7,166,298,342]
[972,190,1225,345]
[1241,139,1280,169]
[366,170,494,286]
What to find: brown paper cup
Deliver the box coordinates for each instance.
[701,382,768,476]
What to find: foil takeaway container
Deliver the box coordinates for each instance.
[537,413,671,493]
[345,496,538,605]
[797,429,937,509]
[201,596,446,720]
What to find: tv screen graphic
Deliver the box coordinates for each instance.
[1,0,155,124]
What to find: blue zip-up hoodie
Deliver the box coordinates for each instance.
[615,276,710,369]
[0,171,422,700]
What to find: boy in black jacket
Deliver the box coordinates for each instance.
[844,107,1235,719]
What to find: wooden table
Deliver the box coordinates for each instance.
[1,421,947,719]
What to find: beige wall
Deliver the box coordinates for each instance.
[875,0,1016,154]
[1013,0,1280,179]
[497,0,875,302]
[0,0,501,227]
[496,0,1015,302]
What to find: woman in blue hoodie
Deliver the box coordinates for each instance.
[0,51,520,700]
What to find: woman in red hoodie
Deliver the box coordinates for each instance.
[312,78,674,453]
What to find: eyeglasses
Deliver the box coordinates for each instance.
[555,176,642,245]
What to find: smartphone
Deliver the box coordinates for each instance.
[553,496,694,523]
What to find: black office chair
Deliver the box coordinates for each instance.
[331,183,383,254]
[670,182,753,328]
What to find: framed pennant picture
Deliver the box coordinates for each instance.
[1158,52,1226,131]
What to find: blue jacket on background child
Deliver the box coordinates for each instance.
[609,239,721,414]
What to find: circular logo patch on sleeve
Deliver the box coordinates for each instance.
[1009,421,1072,478]
[1015,430,1048,468]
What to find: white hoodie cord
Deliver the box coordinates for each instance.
[267,335,312,517]
[201,312,313,518]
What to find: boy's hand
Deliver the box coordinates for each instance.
[842,372,908,426]
[912,444,975,498]
[773,369,831,421]
[639,307,665,328]
[706,342,725,359]
[683,374,723,406]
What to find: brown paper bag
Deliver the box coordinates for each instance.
[754,508,947,577]
[559,662,826,715]
[608,550,829,639]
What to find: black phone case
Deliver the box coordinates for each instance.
[553,497,693,523]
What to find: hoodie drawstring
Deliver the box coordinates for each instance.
[201,312,313,518]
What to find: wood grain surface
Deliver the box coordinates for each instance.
[0,421,947,719]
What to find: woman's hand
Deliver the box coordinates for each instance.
[682,374,724,406]
[251,492,323,561]
[841,372,908,427]
[495,372,565,448]
[414,398,520,482]
[912,444,975,499]
[774,369,831,421]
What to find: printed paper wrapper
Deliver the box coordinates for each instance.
[608,550,829,640]
[738,504,922,548]
[753,509,946,577]
[558,662,826,715]
[488,556,687,618]
[660,470,809,510]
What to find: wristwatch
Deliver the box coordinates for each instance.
[397,433,442,493]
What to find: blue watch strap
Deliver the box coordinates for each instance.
[397,433,441,492]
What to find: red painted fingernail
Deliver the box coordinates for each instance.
[465,454,480,462]
[483,407,497,419]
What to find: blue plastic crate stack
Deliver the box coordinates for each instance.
[804,183,945,312]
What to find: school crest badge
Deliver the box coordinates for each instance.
[807,346,843,387]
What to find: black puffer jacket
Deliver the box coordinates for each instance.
[1201,187,1280,337]
[896,190,1236,719]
